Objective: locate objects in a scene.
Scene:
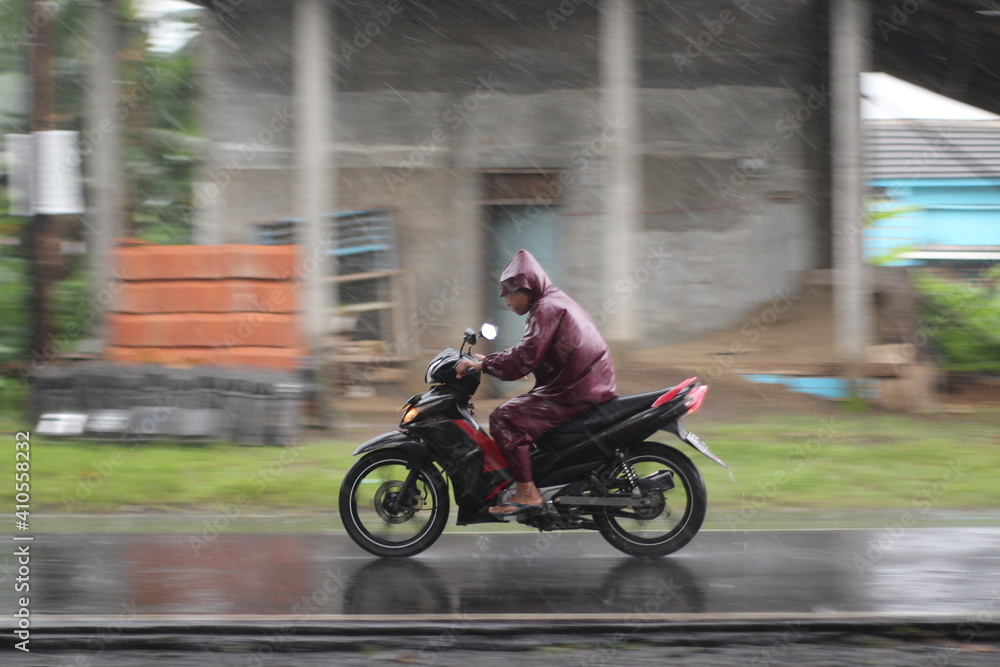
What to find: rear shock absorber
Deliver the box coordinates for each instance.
[615,449,641,497]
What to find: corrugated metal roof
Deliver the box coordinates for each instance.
[865,120,1000,180]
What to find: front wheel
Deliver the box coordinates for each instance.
[339,449,449,558]
[594,442,706,558]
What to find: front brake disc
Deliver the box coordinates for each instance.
[373,481,422,523]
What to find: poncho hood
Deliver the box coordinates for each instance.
[498,249,553,298]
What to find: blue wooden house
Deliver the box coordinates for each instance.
[866,120,1000,265]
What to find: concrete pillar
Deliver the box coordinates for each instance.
[193,8,224,245]
[599,0,640,345]
[830,0,873,382]
[83,0,121,344]
[294,0,336,349]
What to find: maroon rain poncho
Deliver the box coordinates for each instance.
[482,250,618,482]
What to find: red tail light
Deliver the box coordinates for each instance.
[684,385,708,414]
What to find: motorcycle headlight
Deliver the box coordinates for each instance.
[401,407,421,424]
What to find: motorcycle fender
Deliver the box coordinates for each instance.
[663,422,729,468]
[352,430,428,462]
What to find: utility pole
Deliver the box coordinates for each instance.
[27,0,58,362]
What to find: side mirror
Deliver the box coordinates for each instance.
[480,322,498,341]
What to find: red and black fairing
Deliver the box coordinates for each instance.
[399,386,513,525]
[358,370,714,524]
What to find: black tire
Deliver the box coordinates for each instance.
[339,449,449,558]
[594,442,707,558]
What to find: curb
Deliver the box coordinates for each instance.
[10,615,1000,652]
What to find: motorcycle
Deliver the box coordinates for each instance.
[339,324,728,558]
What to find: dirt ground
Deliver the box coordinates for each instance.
[630,283,842,373]
[614,281,998,421]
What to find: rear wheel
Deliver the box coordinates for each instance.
[339,449,449,558]
[594,442,706,558]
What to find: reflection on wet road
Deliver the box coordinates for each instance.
[11,528,1000,622]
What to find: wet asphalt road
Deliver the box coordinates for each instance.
[10,527,1000,618]
[5,528,1000,665]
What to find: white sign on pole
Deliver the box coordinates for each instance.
[34,130,85,215]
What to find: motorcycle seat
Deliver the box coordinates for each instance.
[539,388,667,446]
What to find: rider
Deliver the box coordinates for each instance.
[456,249,618,516]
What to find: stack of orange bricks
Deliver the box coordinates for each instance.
[106,245,305,370]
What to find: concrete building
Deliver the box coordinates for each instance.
[184,0,837,362]
[98,0,1000,390]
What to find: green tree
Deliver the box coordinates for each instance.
[912,267,1000,373]
[0,0,202,364]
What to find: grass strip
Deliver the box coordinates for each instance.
[3,411,998,520]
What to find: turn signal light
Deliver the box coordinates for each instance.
[401,407,421,424]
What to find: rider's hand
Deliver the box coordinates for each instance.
[456,358,484,378]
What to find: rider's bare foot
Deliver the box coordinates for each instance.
[489,483,543,514]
